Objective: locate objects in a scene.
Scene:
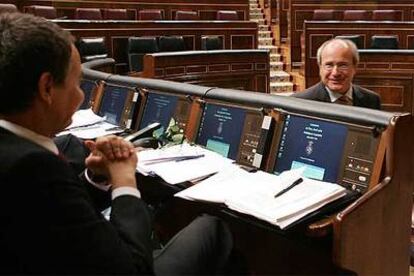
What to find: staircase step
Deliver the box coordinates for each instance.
[250,13,264,20]
[270,82,294,93]
[258,25,269,31]
[250,18,265,25]
[250,7,262,13]
[258,37,273,46]
[270,53,281,62]
[270,61,284,71]
[270,71,291,82]
[258,44,279,54]
[258,30,272,38]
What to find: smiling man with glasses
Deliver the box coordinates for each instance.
[292,38,381,110]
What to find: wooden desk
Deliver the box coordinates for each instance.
[56,20,258,74]
[139,50,269,93]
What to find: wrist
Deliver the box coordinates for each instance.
[86,169,108,184]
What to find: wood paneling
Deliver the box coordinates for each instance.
[141,50,270,93]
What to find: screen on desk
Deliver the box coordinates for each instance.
[196,103,246,160]
[139,92,179,137]
[79,80,95,110]
[98,85,134,126]
[273,114,348,183]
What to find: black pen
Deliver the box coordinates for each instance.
[274,178,303,198]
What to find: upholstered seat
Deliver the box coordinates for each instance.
[372,10,401,21]
[76,37,108,62]
[24,5,57,19]
[335,35,364,49]
[175,10,199,20]
[343,10,371,21]
[370,35,399,49]
[312,9,340,20]
[127,36,159,72]
[138,9,163,20]
[102,9,128,20]
[201,36,223,50]
[158,36,186,52]
[75,8,102,20]
[216,10,239,20]
[0,4,17,13]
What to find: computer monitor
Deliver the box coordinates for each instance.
[273,114,348,183]
[97,84,139,128]
[139,91,191,137]
[196,103,247,160]
[79,79,96,110]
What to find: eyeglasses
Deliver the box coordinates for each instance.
[322,62,353,72]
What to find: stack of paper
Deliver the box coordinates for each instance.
[175,168,347,229]
[137,143,234,185]
[57,109,124,139]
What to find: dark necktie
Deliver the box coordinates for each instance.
[335,95,353,106]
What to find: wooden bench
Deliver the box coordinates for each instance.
[15,0,249,20]
[288,0,414,68]
[56,20,258,74]
[139,50,270,93]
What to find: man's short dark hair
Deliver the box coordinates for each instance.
[0,12,73,114]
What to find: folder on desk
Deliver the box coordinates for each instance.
[176,168,348,229]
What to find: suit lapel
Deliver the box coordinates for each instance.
[352,85,363,107]
[315,83,331,102]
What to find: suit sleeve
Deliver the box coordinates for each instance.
[7,151,154,274]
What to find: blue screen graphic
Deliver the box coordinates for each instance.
[98,85,129,125]
[140,93,178,135]
[196,103,246,159]
[274,115,348,182]
[79,80,95,110]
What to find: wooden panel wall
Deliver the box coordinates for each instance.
[141,50,270,93]
[56,20,258,73]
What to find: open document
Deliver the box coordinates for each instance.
[175,168,347,229]
[57,109,124,139]
[137,143,234,184]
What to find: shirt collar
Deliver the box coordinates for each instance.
[0,119,59,155]
[325,85,353,103]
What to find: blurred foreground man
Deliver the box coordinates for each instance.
[0,12,232,274]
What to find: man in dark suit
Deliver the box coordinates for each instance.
[0,12,232,274]
[292,38,381,110]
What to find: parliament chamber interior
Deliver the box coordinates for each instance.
[2,0,414,274]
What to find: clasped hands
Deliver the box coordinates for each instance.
[84,135,137,189]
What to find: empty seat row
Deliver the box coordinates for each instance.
[312,9,402,21]
[335,34,399,49]
[128,36,223,72]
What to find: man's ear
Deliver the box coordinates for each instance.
[37,72,54,105]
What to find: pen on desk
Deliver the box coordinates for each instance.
[175,154,205,162]
[274,177,303,198]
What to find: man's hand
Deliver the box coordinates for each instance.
[85,135,136,181]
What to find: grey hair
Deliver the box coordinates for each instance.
[316,38,359,66]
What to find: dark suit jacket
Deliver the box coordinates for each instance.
[0,127,154,274]
[292,82,381,110]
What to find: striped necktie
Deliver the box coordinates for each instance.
[335,95,353,106]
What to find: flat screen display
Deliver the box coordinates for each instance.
[140,92,179,137]
[196,103,246,159]
[273,114,348,182]
[98,85,130,126]
[79,80,95,110]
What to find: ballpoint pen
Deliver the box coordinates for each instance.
[274,177,303,198]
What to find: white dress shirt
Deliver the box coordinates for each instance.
[325,86,353,103]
